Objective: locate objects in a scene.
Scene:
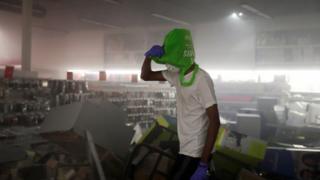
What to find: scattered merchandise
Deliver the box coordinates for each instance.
[260,147,320,180]
[0,78,319,180]
[0,144,26,164]
[214,127,267,166]
[134,115,178,146]
[123,115,178,179]
[237,169,265,180]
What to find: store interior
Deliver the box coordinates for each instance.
[0,0,320,179]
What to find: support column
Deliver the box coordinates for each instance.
[21,0,33,72]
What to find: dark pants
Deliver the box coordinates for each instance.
[168,154,200,180]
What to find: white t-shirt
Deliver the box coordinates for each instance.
[162,68,217,158]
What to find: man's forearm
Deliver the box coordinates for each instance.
[141,57,152,79]
[201,121,220,163]
[201,105,220,163]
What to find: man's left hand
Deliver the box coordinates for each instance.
[190,162,209,180]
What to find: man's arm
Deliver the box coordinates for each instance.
[140,57,166,81]
[201,104,220,164]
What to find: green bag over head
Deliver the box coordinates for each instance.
[152,28,199,87]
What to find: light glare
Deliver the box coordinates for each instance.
[231,12,239,19]
[68,69,320,92]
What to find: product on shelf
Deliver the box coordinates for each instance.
[0,78,93,131]
[89,82,177,125]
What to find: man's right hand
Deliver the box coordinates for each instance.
[144,45,164,58]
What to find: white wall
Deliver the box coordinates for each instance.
[0,11,106,79]
[0,11,21,66]
[32,29,105,78]
[64,31,105,70]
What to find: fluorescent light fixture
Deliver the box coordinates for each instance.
[68,69,98,76]
[241,4,272,19]
[68,69,320,92]
[103,0,121,5]
[69,69,140,75]
[105,69,140,75]
[207,69,320,93]
[152,13,190,26]
[80,18,121,29]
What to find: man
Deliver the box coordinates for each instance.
[140,29,220,180]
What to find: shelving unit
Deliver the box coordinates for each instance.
[0,78,93,139]
[89,82,176,125]
[255,29,320,66]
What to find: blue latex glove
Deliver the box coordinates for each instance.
[190,162,209,180]
[144,45,164,58]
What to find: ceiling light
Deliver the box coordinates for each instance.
[230,12,244,19]
[241,4,272,19]
[152,13,190,26]
[231,12,239,19]
[80,18,121,29]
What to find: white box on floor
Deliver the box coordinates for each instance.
[236,113,261,138]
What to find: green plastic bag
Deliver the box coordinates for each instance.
[152,29,199,87]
